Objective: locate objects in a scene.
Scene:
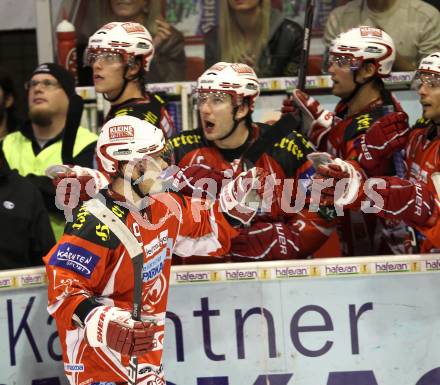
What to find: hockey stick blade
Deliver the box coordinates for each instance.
[62,94,84,164]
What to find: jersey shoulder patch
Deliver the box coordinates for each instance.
[113,96,163,127]
[169,129,205,162]
[250,122,314,177]
[64,200,129,249]
[412,117,431,130]
[343,105,395,142]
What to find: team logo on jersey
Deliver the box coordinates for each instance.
[49,243,100,279]
[95,224,110,241]
[355,114,373,131]
[64,363,84,372]
[3,200,14,210]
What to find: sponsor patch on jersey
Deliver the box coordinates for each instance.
[109,124,134,139]
[49,243,100,279]
[64,363,84,372]
[142,250,166,282]
[142,231,169,281]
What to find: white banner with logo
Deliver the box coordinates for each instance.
[1,255,440,385]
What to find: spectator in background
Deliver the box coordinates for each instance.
[103,0,186,82]
[0,153,55,269]
[323,0,440,71]
[0,63,97,240]
[204,0,303,78]
[0,67,55,269]
[0,68,18,140]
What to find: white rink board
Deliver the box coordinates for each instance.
[1,255,440,385]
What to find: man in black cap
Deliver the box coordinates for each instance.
[0,63,98,240]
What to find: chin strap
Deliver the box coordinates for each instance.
[342,70,376,105]
[117,163,148,199]
[104,78,129,103]
[103,65,140,103]
[216,106,247,141]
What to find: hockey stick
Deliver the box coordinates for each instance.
[296,0,316,91]
[62,94,84,164]
[84,198,143,385]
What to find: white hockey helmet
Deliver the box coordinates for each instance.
[329,26,395,77]
[413,52,440,88]
[197,62,260,111]
[86,22,154,71]
[415,52,440,76]
[97,115,166,175]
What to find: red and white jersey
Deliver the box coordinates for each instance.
[318,98,410,256]
[404,120,440,253]
[169,121,336,262]
[44,189,236,385]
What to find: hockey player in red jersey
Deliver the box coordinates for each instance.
[85,21,175,138]
[358,52,440,253]
[285,26,412,256]
[168,62,336,263]
[44,115,270,385]
[50,22,176,200]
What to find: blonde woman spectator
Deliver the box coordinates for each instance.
[204,0,303,78]
[323,0,440,71]
[103,0,186,82]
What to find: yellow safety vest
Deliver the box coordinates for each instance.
[3,127,97,240]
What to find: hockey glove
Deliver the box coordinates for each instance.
[219,167,276,225]
[367,176,437,227]
[291,89,337,147]
[309,153,364,210]
[281,96,298,115]
[356,112,409,173]
[161,163,229,199]
[229,222,299,261]
[84,306,157,357]
[46,165,109,205]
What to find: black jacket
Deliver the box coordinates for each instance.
[204,9,303,77]
[0,153,55,269]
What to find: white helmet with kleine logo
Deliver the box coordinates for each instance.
[330,26,395,77]
[86,22,154,71]
[97,115,166,175]
[197,62,260,111]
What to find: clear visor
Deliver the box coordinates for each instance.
[194,90,235,108]
[327,53,362,71]
[412,70,440,89]
[84,48,129,67]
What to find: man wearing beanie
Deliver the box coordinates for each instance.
[0,63,97,241]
